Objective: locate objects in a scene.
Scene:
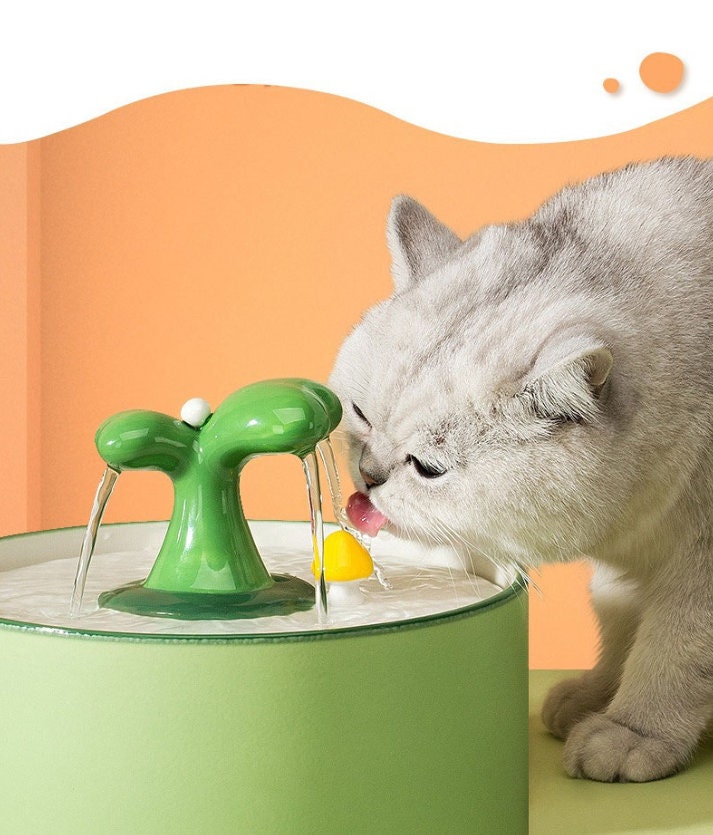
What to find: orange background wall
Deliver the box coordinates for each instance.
[2,86,712,667]
[0,143,41,534]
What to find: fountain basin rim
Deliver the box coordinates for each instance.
[0,520,525,644]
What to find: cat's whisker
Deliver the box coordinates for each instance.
[421,516,502,600]
[431,517,534,596]
[425,517,476,597]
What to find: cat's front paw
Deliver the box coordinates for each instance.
[541,674,612,739]
[563,714,684,782]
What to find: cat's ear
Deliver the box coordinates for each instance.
[387,196,462,292]
[520,335,613,424]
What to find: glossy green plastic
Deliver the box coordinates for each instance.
[95,379,342,619]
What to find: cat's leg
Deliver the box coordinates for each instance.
[563,550,713,782]
[542,563,641,739]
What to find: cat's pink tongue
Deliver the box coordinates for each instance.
[346,492,388,536]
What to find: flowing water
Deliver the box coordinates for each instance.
[316,438,351,529]
[302,450,328,622]
[0,521,504,635]
[316,439,391,589]
[70,466,120,616]
[60,435,496,629]
[69,438,349,623]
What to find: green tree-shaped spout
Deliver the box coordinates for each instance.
[95,379,342,619]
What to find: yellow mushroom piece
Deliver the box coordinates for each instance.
[311,530,374,582]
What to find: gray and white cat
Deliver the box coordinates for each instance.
[329,157,713,782]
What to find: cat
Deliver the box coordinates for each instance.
[328,157,713,782]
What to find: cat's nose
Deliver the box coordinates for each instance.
[358,447,389,489]
[359,464,387,489]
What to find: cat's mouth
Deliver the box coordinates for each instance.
[346,491,388,536]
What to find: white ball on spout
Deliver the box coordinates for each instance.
[180,397,212,428]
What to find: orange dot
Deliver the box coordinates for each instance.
[639,52,684,93]
[603,78,620,94]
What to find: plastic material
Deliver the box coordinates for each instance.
[95,379,341,618]
[313,530,374,582]
[0,521,528,834]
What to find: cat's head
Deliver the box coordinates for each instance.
[329,196,619,568]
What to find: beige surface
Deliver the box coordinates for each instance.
[530,671,713,834]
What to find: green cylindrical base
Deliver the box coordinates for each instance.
[99,573,315,620]
[0,524,528,834]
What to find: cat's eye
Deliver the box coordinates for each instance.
[352,403,372,428]
[407,455,446,479]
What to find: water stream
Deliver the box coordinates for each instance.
[70,466,120,616]
[302,451,328,622]
[316,438,350,529]
[317,439,391,589]
[70,437,384,622]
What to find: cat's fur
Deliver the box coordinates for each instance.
[329,157,713,782]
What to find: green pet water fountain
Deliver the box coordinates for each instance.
[0,378,528,833]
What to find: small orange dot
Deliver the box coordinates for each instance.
[603,78,620,94]
[639,52,684,93]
